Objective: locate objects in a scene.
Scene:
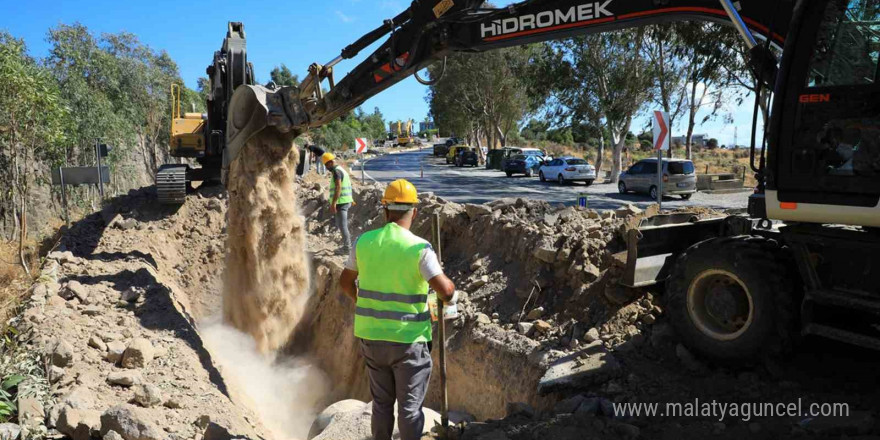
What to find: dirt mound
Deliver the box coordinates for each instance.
[223,129,310,354]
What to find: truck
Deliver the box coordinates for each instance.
[389,120,414,146]
[198,0,880,361]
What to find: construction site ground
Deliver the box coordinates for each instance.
[10,162,880,440]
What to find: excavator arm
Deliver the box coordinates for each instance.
[223,0,792,182]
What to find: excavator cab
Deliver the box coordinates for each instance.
[764,0,880,227]
[169,83,207,158]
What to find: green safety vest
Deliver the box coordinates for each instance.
[354,222,432,343]
[329,167,354,205]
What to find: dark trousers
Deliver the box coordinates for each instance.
[359,339,432,440]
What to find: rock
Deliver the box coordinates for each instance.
[47,295,67,308]
[106,341,126,364]
[525,307,544,320]
[583,327,600,343]
[464,203,493,219]
[469,259,484,272]
[601,211,616,219]
[107,371,142,387]
[582,263,601,281]
[615,204,642,217]
[675,344,705,372]
[604,285,635,305]
[206,198,223,212]
[47,339,74,368]
[575,397,599,416]
[533,244,557,264]
[100,405,162,440]
[533,320,552,334]
[117,218,139,231]
[516,322,533,335]
[62,386,95,409]
[121,338,154,369]
[57,407,101,439]
[163,398,182,409]
[17,396,43,426]
[48,250,78,265]
[120,287,143,303]
[554,395,586,414]
[543,213,559,226]
[132,384,162,408]
[88,335,107,352]
[0,423,20,440]
[60,281,89,302]
[48,366,65,383]
[475,313,491,326]
[82,305,103,316]
[641,314,656,324]
[103,431,125,440]
[505,402,535,419]
[467,276,488,291]
[537,343,622,394]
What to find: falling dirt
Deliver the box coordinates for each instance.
[222,130,311,353]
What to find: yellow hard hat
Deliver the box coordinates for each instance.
[321,152,336,164]
[382,179,419,209]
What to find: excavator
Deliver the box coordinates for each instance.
[165,0,879,361]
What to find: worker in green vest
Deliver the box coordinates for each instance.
[339,179,457,440]
[322,152,353,254]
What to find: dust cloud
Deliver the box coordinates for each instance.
[222,129,310,353]
[201,321,329,439]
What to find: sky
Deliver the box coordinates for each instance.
[2,0,759,147]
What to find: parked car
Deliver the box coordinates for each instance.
[446,145,471,164]
[501,148,546,173]
[617,158,697,200]
[433,137,461,156]
[454,147,479,167]
[539,156,597,185]
[505,154,546,177]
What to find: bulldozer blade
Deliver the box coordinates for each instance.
[223,84,309,185]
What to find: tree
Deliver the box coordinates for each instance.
[644,24,690,158]
[270,64,299,87]
[0,33,68,273]
[677,23,746,159]
[536,29,653,182]
[427,46,535,151]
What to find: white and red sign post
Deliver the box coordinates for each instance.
[652,111,670,208]
[354,137,368,182]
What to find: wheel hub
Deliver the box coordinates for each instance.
[687,270,754,341]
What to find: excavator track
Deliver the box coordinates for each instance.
[156,164,188,205]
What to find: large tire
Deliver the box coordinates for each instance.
[584,179,594,187]
[649,185,659,200]
[539,172,546,182]
[666,236,794,362]
[618,181,627,194]
[505,171,513,177]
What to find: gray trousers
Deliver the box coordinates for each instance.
[359,339,432,440]
[335,203,352,250]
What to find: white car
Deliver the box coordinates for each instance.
[539,156,597,185]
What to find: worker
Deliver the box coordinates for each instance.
[322,152,352,254]
[305,144,326,174]
[339,179,457,440]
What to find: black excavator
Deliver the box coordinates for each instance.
[169,0,879,361]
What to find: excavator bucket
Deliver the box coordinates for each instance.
[618,214,732,288]
[223,84,309,184]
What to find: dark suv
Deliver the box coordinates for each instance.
[455,147,478,167]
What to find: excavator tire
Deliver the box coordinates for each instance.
[666,236,795,362]
[156,164,188,205]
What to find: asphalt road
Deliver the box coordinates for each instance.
[359,148,751,211]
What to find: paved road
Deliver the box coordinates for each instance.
[358,148,750,211]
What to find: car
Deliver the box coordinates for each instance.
[617,158,697,200]
[446,145,472,164]
[504,154,546,177]
[538,156,596,185]
[501,148,546,173]
[454,147,478,167]
[433,137,461,157]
